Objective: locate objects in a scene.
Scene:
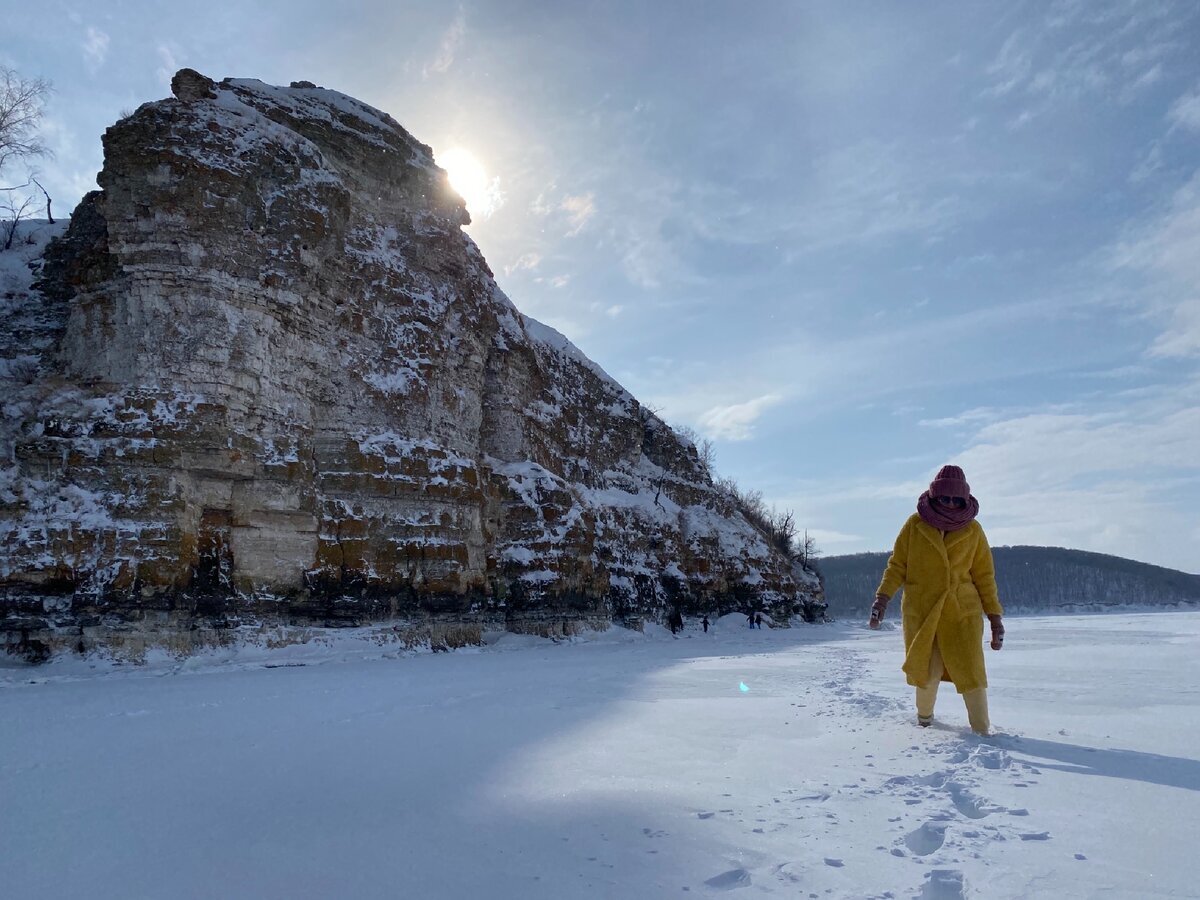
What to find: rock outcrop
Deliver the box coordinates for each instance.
[0,71,820,661]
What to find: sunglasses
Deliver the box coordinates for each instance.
[934,495,967,508]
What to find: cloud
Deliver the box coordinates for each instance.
[530,191,597,237]
[981,4,1192,120]
[155,44,180,87]
[617,216,691,289]
[503,252,541,276]
[1130,142,1164,183]
[951,386,1200,566]
[82,26,109,70]
[1120,62,1162,102]
[791,379,1200,569]
[1167,84,1200,132]
[985,31,1033,97]
[1111,170,1200,357]
[561,193,595,236]
[697,393,782,441]
[918,407,1005,429]
[423,9,466,78]
[790,141,962,250]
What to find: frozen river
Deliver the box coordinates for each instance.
[3,611,1197,898]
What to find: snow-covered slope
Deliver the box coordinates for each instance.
[0,70,816,661]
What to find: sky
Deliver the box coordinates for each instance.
[4,0,1199,573]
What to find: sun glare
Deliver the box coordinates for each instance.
[439,147,502,221]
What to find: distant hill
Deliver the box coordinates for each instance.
[817,546,1200,618]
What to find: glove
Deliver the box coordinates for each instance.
[988,614,1004,650]
[869,594,889,629]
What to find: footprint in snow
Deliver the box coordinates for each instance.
[905,822,948,856]
[704,868,752,890]
[771,862,806,884]
[918,868,967,900]
[968,745,1011,770]
[946,781,1000,819]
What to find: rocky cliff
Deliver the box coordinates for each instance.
[0,70,819,661]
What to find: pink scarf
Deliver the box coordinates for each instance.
[917,490,979,532]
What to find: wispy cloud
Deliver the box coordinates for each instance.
[954,385,1200,566]
[82,26,109,70]
[1120,62,1162,101]
[982,3,1192,121]
[697,393,783,441]
[1130,142,1164,183]
[423,9,466,79]
[794,141,961,248]
[918,407,1006,429]
[155,43,180,87]
[787,379,1200,567]
[561,193,595,236]
[1168,83,1200,132]
[531,190,596,236]
[1111,170,1200,357]
[503,252,541,276]
[985,31,1033,97]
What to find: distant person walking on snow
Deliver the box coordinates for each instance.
[669,609,684,635]
[869,465,1005,734]
[702,616,709,633]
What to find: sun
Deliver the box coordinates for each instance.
[438,147,503,221]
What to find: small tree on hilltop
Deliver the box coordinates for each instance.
[769,508,796,559]
[672,424,716,479]
[798,529,820,568]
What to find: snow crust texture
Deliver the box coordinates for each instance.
[0,70,816,661]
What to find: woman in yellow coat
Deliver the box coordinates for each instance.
[869,465,1005,734]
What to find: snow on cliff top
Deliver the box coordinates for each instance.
[520,313,632,404]
[223,77,436,166]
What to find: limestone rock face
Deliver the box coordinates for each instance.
[0,72,821,659]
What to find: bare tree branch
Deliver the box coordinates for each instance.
[31,176,52,223]
[2,191,35,250]
[0,66,51,175]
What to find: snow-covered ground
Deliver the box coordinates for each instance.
[3,611,1197,899]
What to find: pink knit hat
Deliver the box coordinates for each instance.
[929,464,971,500]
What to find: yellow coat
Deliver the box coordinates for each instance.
[876,514,1003,694]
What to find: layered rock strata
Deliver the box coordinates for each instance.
[0,70,820,660]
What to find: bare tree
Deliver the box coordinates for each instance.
[31,176,52,223]
[769,508,796,558]
[798,529,821,568]
[0,66,50,175]
[1,66,51,244]
[672,423,717,478]
[1,189,34,250]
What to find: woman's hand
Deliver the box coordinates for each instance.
[869,594,889,629]
[988,614,1004,650]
